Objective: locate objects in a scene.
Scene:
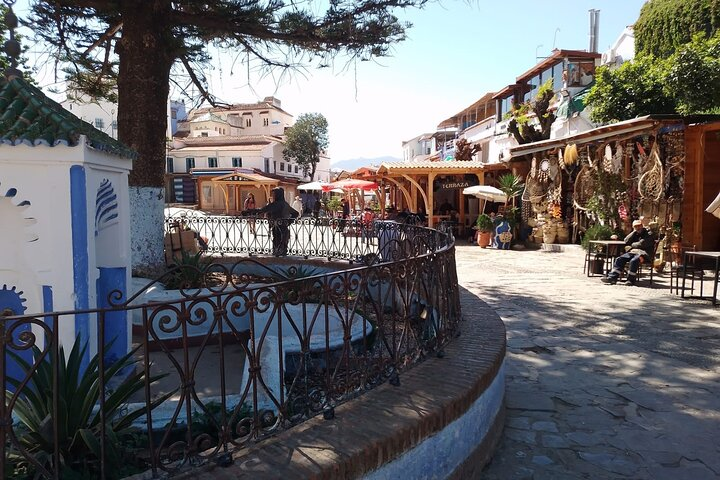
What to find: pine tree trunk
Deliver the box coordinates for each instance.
[116,0,175,275]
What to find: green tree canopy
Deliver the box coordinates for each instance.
[25,0,427,271]
[586,32,720,123]
[283,112,329,181]
[635,0,720,58]
[586,56,676,124]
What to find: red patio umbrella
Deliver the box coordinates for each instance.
[322,179,378,192]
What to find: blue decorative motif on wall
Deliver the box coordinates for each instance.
[95,178,118,236]
[0,285,33,387]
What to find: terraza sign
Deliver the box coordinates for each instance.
[440,180,472,189]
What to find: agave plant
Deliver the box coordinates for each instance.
[7,338,174,478]
[164,249,210,289]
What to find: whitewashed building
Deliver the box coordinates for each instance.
[166,97,331,208]
[0,71,135,377]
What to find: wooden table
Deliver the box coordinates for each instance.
[681,251,720,306]
[585,240,627,277]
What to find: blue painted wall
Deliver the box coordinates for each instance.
[70,165,90,370]
[96,267,127,368]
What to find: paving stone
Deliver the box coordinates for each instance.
[540,434,570,449]
[505,416,531,430]
[505,428,537,445]
[505,391,556,412]
[565,431,604,447]
[531,455,554,466]
[578,451,640,476]
[636,449,683,466]
[647,463,718,480]
[531,421,559,433]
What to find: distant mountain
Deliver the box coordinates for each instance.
[331,156,401,172]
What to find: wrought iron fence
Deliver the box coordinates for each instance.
[1,215,460,479]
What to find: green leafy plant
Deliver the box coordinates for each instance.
[7,339,174,479]
[165,250,210,289]
[507,78,556,144]
[497,173,525,209]
[475,213,494,232]
[581,224,617,251]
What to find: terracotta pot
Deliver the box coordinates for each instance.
[477,231,491,248]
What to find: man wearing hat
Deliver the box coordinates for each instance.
[601,219,656,286]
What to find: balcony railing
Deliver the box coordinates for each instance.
[1,214,461,479]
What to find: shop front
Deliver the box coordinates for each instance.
[508,115,720,251]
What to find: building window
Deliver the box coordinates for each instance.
[280,162,285,171]
[95,118,104,129]
[186,157,195,170]
[201,132,208,137]
[273,161,277,173]
[245,118,252,127]
[208,157,218,168]
[263,118,269,126]
[294,165,298,174]
[264,158,270,172]
[232,157,242,167]
[166,157,174,173]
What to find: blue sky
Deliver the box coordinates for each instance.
[213,0,648,162]
[18,0,647,162]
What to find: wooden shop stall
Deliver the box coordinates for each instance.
[507,115,720,251]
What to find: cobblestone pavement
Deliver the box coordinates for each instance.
[453,243,720,480]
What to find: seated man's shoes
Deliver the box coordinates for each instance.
[601,277,617,285]
[624,279,636,286]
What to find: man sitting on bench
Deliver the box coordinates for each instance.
[601,219,655,286]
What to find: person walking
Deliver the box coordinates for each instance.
[337,197,350,233]
[244,192,257,236]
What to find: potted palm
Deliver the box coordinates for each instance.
[475,213,494,248]
[495,173,525,248]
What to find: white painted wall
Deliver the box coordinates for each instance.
[0,139,132,354]
[61,95,118,139]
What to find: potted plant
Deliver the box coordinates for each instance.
[495,174,525,248]
[475,213,493,248]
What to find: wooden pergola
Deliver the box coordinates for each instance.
[369,160,508,231]
[203,171,279,213]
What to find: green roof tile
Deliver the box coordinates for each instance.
[0,74,136,159]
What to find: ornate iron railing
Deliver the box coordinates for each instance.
[1,215,460,479]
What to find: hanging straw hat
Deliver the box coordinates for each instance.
[564,144,578,165]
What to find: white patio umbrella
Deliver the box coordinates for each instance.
[297,181,331,191]
[463,185,507,214]
[462,185,507,203]
[706,191,720,219]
